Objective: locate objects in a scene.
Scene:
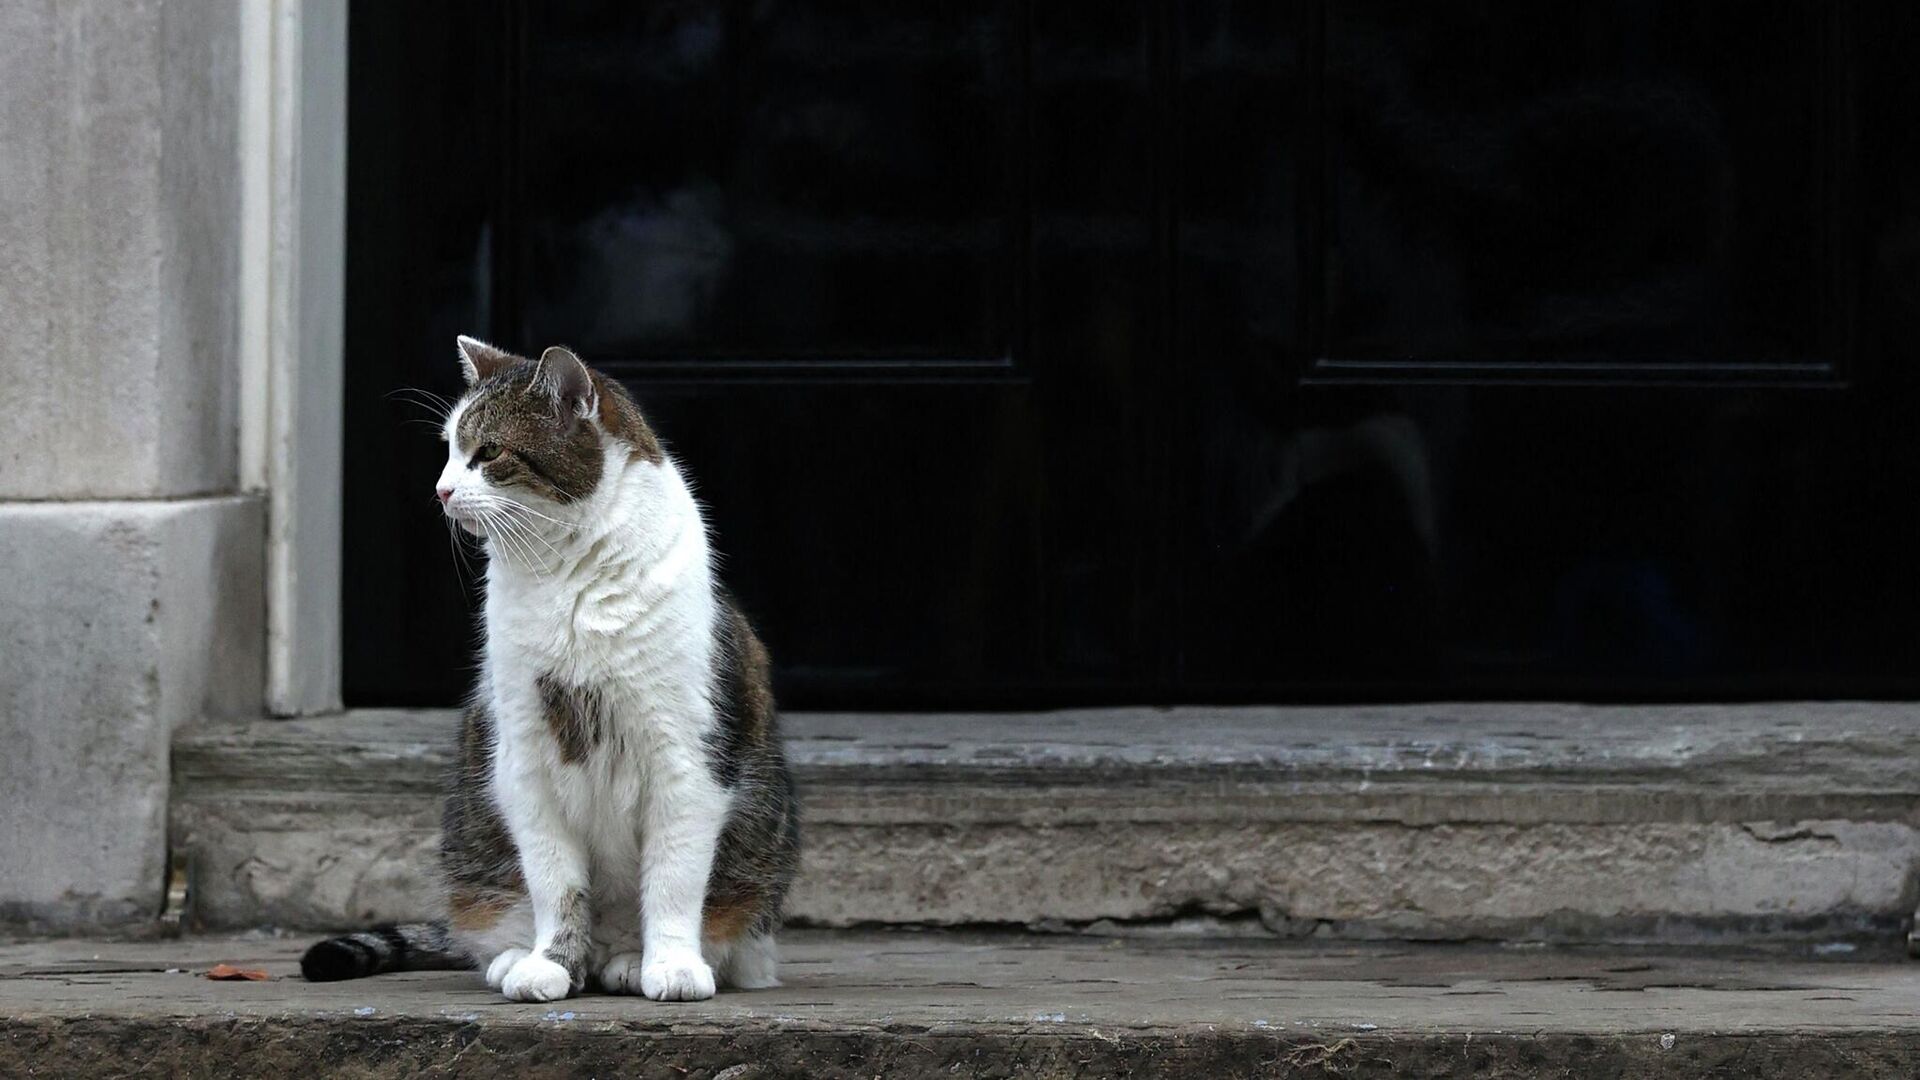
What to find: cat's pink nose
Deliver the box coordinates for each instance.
[436,486,454,505]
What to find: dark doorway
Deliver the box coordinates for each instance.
[344,1,1920,709]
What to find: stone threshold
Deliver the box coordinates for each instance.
[171,704,1920,945]
[3,930,1918,1078]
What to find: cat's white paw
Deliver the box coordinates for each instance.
[640,948,716,1001]
[597,951,647,995]
[500,953,573,1003]
[484,948,529,990]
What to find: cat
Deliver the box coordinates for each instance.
[300,336,800,1002]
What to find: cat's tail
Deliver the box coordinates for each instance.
[299,922,465,981]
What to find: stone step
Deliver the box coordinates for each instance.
[170,704,1920,945]
[3,931,1918,1078]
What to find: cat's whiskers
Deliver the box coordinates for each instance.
[388,387,454,425]
[390,385,453,409]
[448,511,483,585]
[495,501,573,529]
[480,496,574,561]
[467,505,523,568]
[478,508,541,573]
[498,514,577,571]
[497,519,557,569]
[485,496,565,547]
[443,514,465,586]
[476,501,564,576]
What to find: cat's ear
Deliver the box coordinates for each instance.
[537,345,598,423]
[455,335,514,386]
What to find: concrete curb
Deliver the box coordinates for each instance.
[7,1016,1919,1079]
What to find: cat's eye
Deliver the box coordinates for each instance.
[471,443,502,465]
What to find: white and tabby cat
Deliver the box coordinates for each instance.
[302,337,799,1002]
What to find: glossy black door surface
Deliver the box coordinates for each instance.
[345,1,1920,707]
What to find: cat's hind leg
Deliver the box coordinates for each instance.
[716,932,780,990]
[449,893,535,991]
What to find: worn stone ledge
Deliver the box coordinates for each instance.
[171,704,1920,943]
[3,932,1919,1079]
[176,703,1920,792]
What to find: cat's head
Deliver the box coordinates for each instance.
[433,336,662,536]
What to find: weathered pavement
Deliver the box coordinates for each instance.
[2,930,1916,1077]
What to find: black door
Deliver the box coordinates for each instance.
[345,1,1920,708]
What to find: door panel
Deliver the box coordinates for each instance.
[1175,1,1920,699]
[346,0,1920,707]
[512,2,1022,364]
[1318,0,1841,378]
[345,0,1172,708]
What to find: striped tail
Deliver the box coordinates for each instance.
[299,921,464,982]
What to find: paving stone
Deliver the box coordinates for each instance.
[1,930,1916,1078]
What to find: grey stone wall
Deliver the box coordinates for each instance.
[0,0,260,929]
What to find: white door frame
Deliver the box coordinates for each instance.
[240,0,348,716]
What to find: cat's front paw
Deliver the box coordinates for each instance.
[500,953,573,1003]
[485,948,529,990]
[597,951,647,995]
[639,947,715,1002]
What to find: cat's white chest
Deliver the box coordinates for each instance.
[494,533,708,678]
